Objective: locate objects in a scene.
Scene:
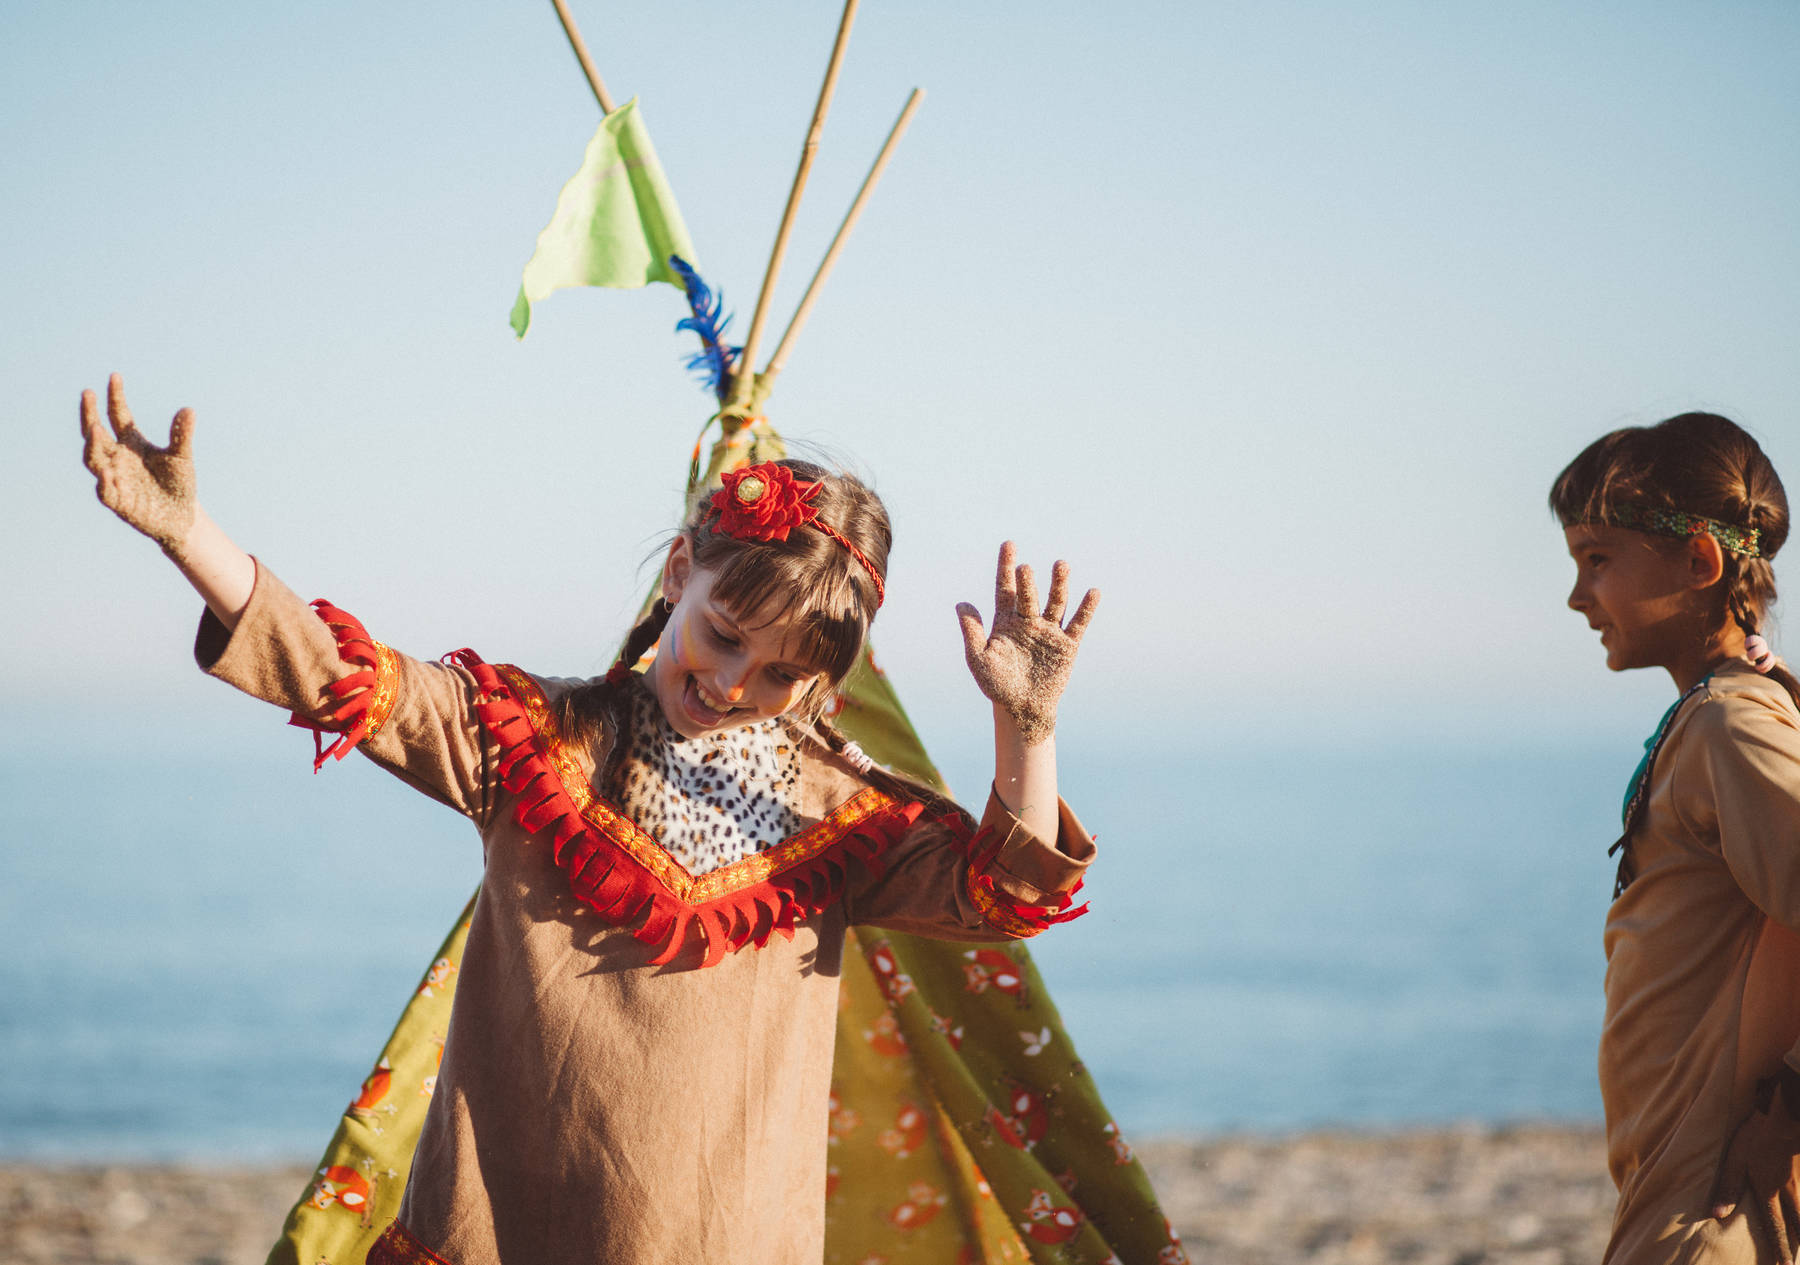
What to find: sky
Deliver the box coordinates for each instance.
[5,0,1799,763]
[6,0,1800,1157]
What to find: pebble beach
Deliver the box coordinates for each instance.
[1,1124,1613,1265]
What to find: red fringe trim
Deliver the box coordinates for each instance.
[450,649,926,968]
[289,600,401,773]
[965,827,1090,938]
[365,1220,454,1265]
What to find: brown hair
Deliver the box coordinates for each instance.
[557,460,962,816]
[1549,411,1798,708]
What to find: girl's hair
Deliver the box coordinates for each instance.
[556,460,963,816]
[1549,411,1799,707]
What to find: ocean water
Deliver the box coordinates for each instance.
[0,732,1623,1161]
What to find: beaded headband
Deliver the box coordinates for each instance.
[708,463,886,607]
[1604,504,1763,558]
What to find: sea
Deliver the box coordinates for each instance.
[0,728,1624,1161]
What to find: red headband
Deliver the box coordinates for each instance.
[708,464,886,608]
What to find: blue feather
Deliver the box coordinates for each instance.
[669,255,741,404]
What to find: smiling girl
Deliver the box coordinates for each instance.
[1554,412,1800,1264]
[79,373,1099,1265]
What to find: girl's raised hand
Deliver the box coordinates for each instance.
[956,541,1100,746]
[80,373,198,558]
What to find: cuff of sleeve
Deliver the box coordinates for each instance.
[194,557,319,682]
[192,559,398,770]
[975,788,1095,905]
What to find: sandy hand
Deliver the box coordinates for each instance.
[80,373,198,558]
[956,541,1100,746]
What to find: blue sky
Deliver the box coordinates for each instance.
[5,0,1798,761]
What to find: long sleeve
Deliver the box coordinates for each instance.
[1682,690,1800,927]
[845,789,1094,941]
[195,559,498,825]
[1678,687,1800,1077]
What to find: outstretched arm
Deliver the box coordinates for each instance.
[80,373,256,628]
[956,541,1100,845]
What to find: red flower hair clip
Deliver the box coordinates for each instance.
[707,462,886,607]
[711,465,822,541]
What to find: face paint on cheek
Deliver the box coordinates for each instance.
[663,617,695,672]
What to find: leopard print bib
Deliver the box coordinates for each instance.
[614,683,807,875]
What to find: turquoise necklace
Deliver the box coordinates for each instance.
[1611,676,1710,898]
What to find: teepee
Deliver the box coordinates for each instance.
[265,4,1185,1261]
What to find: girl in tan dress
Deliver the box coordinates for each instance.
[1554,413,1800,1265]
[78,372,1102,1265]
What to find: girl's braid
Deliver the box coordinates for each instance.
[614,600,674,679]
[1722,475,1800,709]
[554,600,675,799]
[1726,571,1760,640]
[597,601,674,796]
[793,711,970,826]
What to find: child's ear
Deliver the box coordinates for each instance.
[1684,534,1727,589]
[662,536,694,604]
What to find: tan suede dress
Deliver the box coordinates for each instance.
[197,563,1093,1265]
[1602,660,1800,1264]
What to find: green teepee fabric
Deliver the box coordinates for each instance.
[265,898,472,1264]
[828,652,1188,1264]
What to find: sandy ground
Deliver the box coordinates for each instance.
[1138,1125,1614,1265]
[1,1124,1613,1264]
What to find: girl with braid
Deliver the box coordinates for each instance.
[78,372,1099,1265]
[1554,412,1800,1265]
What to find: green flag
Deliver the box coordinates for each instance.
[510,97,697,338]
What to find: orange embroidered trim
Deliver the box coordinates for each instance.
[363,640,401,741]
[452,650,925,966]
[963,827,1091,939]
[366,1220,454,1265]
[493,664,896,902]
[293,601,403,773]
[967,870,1045,938]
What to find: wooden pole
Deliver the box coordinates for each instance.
[549,0,617,114]
[727,0,861,412]
[759,88,923,393]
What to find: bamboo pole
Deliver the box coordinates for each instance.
[758,88,923,395]
[727,0,861,413]
[549,0,616,114]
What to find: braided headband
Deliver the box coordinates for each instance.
[707,464,886,607]
[1604,504,1763,559]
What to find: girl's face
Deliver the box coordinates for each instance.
[649,540,827,739]
[1562,524,1715,674]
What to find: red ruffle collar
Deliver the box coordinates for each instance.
[450,651,925,967]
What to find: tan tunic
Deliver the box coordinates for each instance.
[1602,660,1800,1264]
[197,563,1094,1265]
